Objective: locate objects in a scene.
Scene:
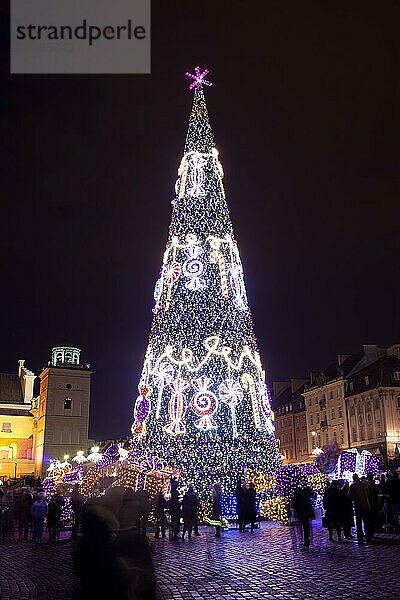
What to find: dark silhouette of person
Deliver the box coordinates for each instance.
[235,478,245,532]
[349,473,372,543]
[292,486,315,550]
[168,478,181,540]
[182,486,198,540]
[154,489,167,539]
[136,489,151,538]
[17,489,32,541]
[323,481,342,541]
[340,481,354,539]
[47,496,61,541]
[244,482,257,533]
[366,472,380,536]
[212,484,222,538]
[71,484,84,540]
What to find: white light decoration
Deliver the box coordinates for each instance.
[72,451,87,464]
[130,68,280,497]
[87,446,102,463]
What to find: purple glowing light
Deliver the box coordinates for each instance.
[185,66,212,90]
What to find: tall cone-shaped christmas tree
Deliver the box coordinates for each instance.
[131,68,280,496]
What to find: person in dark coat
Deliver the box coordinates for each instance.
[366,472,380,536]
[168,478,181,541]
[71,484,84,540]
[244,482,257,534]
[47,496,61,541]
[349,473,372,542]
[292,486,315,550]
[182,486,198,540]
[154,490,167,539]
[323,481,343,541]
[340,481,354,539]
[17,490,32,541]
[212,484,222,538]
[235,478,246,533]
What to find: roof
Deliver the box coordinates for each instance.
[0,373,23,404]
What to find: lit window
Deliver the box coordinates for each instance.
[365,376,369,386]
[1,422,12,433]
[64,398,72,410]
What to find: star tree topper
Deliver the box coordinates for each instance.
[185,66,212,90]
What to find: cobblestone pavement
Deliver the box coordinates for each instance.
[0,523,399,599]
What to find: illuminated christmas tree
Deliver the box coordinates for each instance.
[131,67,280,496]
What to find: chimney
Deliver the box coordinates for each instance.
[18,359,25,377]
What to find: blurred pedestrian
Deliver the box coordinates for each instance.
[168,479,181,541]
[31,495,47,543]
[71,484,84,540]
[244,482,257,534]
[323,481,342,542]
[154,489,167,539]
[235,478,246,533]
[340,481,354,539]
[47,496,61,541]
[182,486,197,541]
[292,486,315,550]
[366,472,380,536]
[349,473,372,543]
[212,484,222,538]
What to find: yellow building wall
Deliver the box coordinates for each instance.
[0,413,35,479]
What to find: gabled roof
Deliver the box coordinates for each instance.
[0,373,23,404]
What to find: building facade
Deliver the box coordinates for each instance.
[0,361,36,478]
[0,346,94,479]
[272,379,309,464]
[34,346,94,475]
[303,344,400,462]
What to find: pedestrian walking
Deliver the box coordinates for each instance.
[47,496,61,540]
[154,489,167,539]
[323,481,343,542]
[212,484,222,538]
[235,478,246,532]
[168,478,181,541]
[349,473,372,543]
[31,496,47,542]
[292,486,315,550]
[244,482,257,534]
[182,486,198,540]
[340,481,354,539]
[71,484,84,540]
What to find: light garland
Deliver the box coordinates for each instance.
[128,71,280,498]
[260,497,288,525]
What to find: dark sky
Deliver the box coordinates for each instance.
[1,1,399,440]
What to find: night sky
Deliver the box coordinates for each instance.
[2,2,399,440]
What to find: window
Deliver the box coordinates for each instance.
[310,414,313,425]
[315,397,319,405]
[66,383,72,390]
[316,413,320,424]
[365,376,370,386]
[333,430,337,442]
[329,391,333,400]
[1,422,12,433]
[64,398,72,410]
[394,372,400,381]
[349,381,354,392]
[338,405,343,418]
[331,408,335,420]
[308,398,311,407]
[352,428,357,441]
[340,430,344,445]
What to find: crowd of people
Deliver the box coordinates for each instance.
[291,470,400,550]
[0,486,65,543]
